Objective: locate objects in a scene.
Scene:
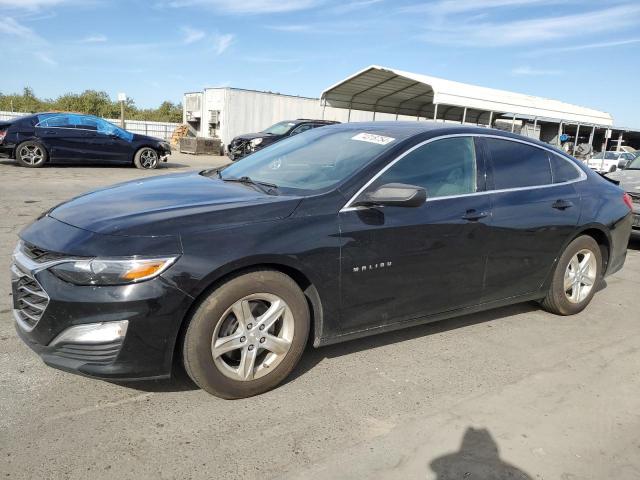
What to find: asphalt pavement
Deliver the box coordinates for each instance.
[1,152,639,479]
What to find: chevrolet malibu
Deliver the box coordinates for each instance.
[12,122,633,398]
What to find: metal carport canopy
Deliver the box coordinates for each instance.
[321,65,613,127]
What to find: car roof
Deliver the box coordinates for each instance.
[320,121,562,149]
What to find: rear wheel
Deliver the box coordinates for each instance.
[134,147,159,169]
[182,270,310,399]
[540,235,602,315]
[16,141,47,168]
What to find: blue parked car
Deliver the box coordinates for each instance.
[0,112,171,169]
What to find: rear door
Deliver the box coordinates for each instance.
[34,114,84,161]
[480,137,583,302]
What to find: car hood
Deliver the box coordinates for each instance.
[47,171,301,236]
[607,169,640,194]
[232,132,278,142]
[132,133,164,144]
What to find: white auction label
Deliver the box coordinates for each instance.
[351,132,395,145]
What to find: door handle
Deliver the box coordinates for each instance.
[462,209,488,221]
[552,199,574,210]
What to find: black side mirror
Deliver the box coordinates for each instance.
[355,183,427,208]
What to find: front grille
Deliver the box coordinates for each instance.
[12,265,49,330]
[21,242,66,263]
[51,340,124,365]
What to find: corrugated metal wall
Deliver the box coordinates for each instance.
[194,88,418,146]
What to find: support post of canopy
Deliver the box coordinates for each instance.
[433,103,438,122]
[321,98,326,120]
[573,123,581,156]
[462,107,467,125]
[616,131,623,151]
[589,126,595,147]
[511,114,516,133]
[557,122,563,146]
[533,117,538,138]
[347,102,352,122]
[488,111,493,128]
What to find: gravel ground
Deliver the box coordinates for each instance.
[1,152,639,480]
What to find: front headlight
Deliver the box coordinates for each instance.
[250,138,263,146]
[50,256,178,286]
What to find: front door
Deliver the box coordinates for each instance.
[339,136,491,333]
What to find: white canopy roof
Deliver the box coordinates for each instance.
[321,65,613,127]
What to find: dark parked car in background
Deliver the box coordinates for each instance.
[0,113,171,169]
[227,118,339,160]
[13,122,632,399]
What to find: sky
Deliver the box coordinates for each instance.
[1,0,640,127]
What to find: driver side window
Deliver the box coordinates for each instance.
[369,136,478,199]
[290,124,313,136]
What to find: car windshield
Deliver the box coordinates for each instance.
[262,121,297,135]
[592,151,619,160]
[217,128,399,193]
[627,155,640,169]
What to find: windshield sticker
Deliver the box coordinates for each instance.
[351,132,395,145]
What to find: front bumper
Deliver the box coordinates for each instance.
[12,253,192,381]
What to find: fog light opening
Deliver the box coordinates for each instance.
[49,320,129,346]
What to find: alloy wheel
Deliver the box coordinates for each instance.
[564,249,597,303]
[140,148,158,168]
[19,145,44,165]
[211,293,294,381]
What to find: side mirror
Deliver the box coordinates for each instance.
[355,183,427,208]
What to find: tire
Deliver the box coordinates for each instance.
[15,141,48,168]
[540,235,603,315]
[182,270,310,399]
[134,147,159,169]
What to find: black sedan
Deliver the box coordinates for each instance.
[13,122,633,398]
[0,112,171,169]
[227,118,339,160]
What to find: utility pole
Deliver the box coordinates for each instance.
[117,92,126,128]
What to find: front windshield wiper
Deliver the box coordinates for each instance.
[221,175,279,195]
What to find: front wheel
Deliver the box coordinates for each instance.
[134,147,159,169]
[540,235,602,315]
[182,270,310,399]
[16,141,48,168]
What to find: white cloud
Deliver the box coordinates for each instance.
[0,0,69,9]
[213,33,234,55]
[35,51,57,66]
[419,4,640,47]
[511,65,562,76]
[181,26,205,44]
[403,0,565,14]
[331,0,383,14]
[529,37,640,55]
[166,0,322,14]
[0,16,43,42]
[82,34,107,43]
[267,24,311,32]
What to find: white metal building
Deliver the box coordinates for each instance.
[183,87,415,146]
[184,66,639,151]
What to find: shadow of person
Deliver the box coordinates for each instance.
[430,427,532,480]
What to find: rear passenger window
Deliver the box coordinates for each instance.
[487,138,552,189]
[37,115,72,128]
[550,154,581,183]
